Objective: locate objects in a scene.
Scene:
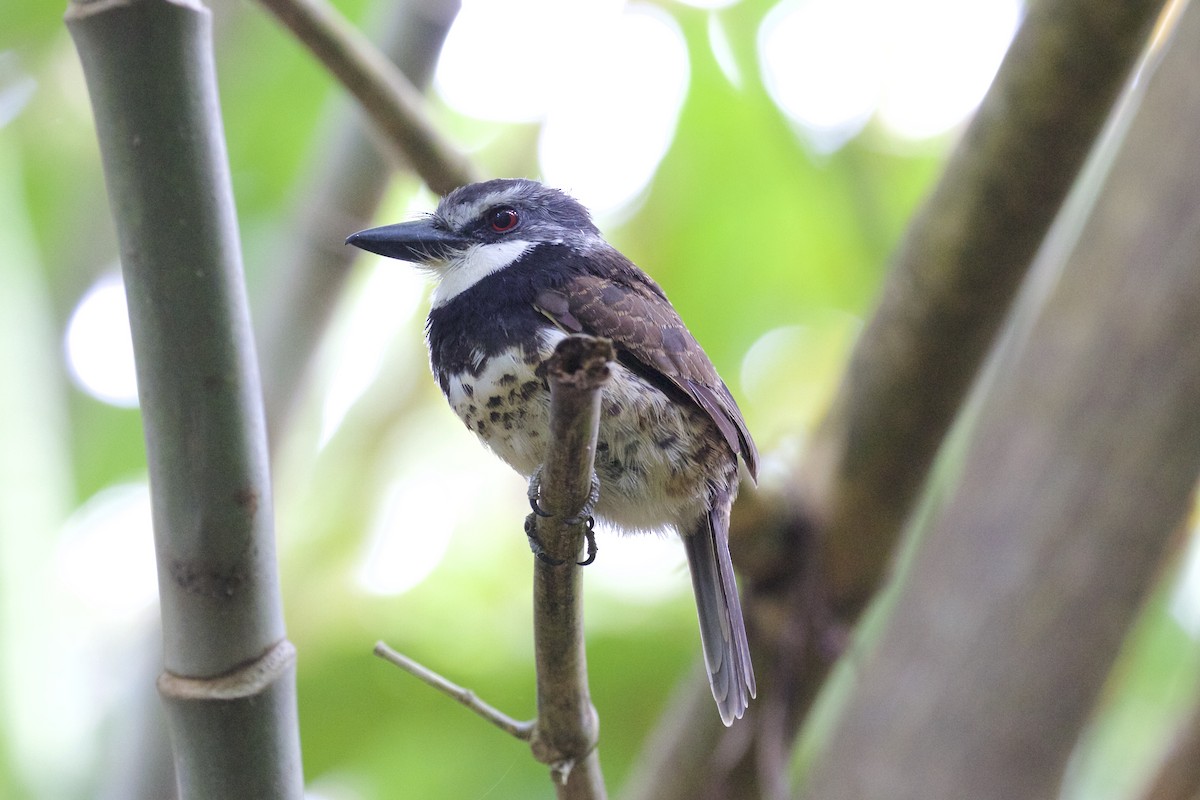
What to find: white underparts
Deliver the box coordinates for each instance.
[429,240,532,307]
[442,326,725,534]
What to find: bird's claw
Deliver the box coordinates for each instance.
[524,470,601,566]
[561,472,601,526]
[525,513,566,565]
[526,467,553,517]
[577,518,598,567]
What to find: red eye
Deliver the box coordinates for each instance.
[488,207,519,233]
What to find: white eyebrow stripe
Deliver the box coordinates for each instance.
[442,187,529,230]
[430,240,533,307]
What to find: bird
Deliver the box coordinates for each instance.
[346,178,758,725]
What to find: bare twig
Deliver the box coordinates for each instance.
[254,0,478,194]
[527,335,613,799]
[66,0,303,795]
[371,336,611,798]
[373,641,535,740]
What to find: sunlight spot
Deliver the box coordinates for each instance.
[741,316,860,438]
[760,0,1021,149]
[64,272,139,408]
[356,473,455,596]
[761,0,884,150]
[437,1,687,217]
[55,483,157,621]
[877,0,1021,140]
[435,0,625,123]
[708,12,743,89]
[538,5,690,216]
[319,262,425,447]
[589,523,689,602]
[305,774,365,800]
[1170,522,1200,638]
[0,52,37,129]
[759,0,884,151]
[676,0,743,8]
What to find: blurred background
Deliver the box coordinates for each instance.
[3,0,1199,797]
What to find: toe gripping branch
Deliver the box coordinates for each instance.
[525,335,614,568]
[527,469,601,566]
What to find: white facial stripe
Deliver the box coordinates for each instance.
[430,240,532,307]
[441,187,530,230]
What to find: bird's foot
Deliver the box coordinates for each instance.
[527,466,553,518]
[563,472,600,566]
[576,517,598,567]
[524,469,601,566]
[525,513,566,566]
[562,472,601,527]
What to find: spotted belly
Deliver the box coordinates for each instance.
[438,333,737,533]
[443,346,551,478]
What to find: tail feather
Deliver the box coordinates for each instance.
[683,500,755,725]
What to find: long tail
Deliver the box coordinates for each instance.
[682,498,755,725]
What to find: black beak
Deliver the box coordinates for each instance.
[345,220,468,262]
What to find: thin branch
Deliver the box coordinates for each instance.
[803,0,1200,793]
[257,0,462,447]
[66,0,303,795]
[374,641,535,741]
[370,336,611,798]
[254,0,478,195]
[527,335,613,800]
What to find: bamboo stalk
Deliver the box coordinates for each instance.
[66,0,303,795]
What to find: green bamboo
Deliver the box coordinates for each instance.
[66,0,303,796]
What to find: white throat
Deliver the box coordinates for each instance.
[430,240,532,307]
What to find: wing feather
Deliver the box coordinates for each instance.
[535,263,758,480]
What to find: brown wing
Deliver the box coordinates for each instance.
[535,271,758,481]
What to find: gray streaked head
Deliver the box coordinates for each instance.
[433,178,601,245]
[346,179,605,307]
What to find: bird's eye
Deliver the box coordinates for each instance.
[488,207,520,233]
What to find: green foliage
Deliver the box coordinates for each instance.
[1063,584,1200,800]
[14,1,1196,798]
[2,0,942,795]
